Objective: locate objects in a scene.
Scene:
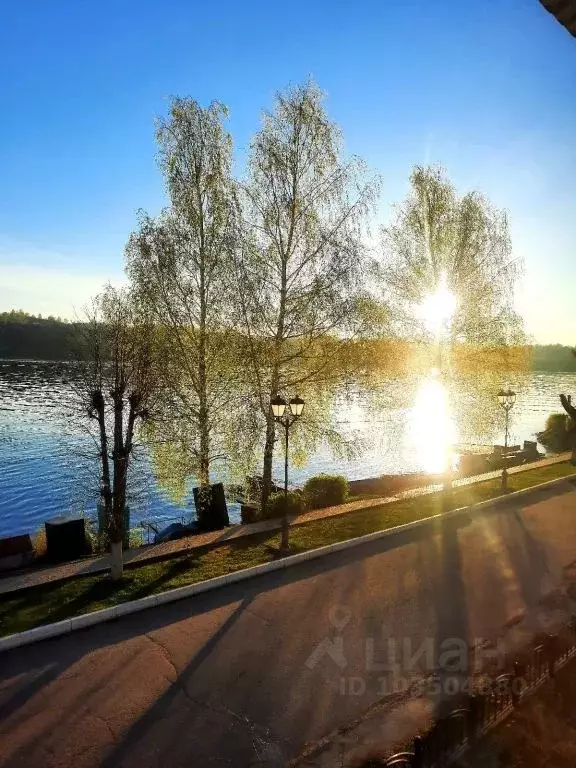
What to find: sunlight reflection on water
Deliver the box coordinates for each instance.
[407,370,458,475]
[0,360,575,537]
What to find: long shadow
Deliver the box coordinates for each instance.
[1,480,567,667]
[0,525,436,767]
[498,508,557,631]
[1,520,436,662]
[429,513,470,717]
[1,597,256,768]
[1,482,573,766]
[484,479,576,515]
[97,594,254,768]
[482,481,576,636]
[0,492,542,700]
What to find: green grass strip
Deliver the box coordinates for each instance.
[1,461,574,638]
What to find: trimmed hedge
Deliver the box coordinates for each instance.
[304,474,348,509]
[263,490,305,520]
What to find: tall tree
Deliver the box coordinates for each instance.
[379,164,524,347]
[126,98,240,490]
[237,82,379,512]
[78,286,159,580]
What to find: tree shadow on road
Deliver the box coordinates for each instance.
[4,486,572,768]
[428,513,470,717]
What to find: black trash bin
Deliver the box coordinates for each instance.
[193,483,229,532]
[45,516,87,562]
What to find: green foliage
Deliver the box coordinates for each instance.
[126,97,243,489]
[304,473,348,509]
[379,164,525,347]
[537,413,575,453]
[143,422,191,505]
[0,309,65,324]
[263,490,305,520]
[239,81,380,508]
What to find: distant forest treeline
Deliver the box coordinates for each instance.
[0,312,80,360]
[531,344,576,372]
[0,311,574,371]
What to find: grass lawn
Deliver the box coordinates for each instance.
[1,461,574,638]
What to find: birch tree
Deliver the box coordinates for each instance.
[126,98,240,490]
[376,165,526,453]
[378,164,524,347]
[237,82,379,512]
[79,286,159,580]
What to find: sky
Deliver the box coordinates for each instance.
[0,0,574,342]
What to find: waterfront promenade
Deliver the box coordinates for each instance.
[2,478,576,766]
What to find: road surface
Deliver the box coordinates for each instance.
[2,479,576,767]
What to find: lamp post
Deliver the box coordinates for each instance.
[498,386,516,492]
[271,394,305,555]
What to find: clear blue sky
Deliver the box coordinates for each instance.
[0,0,574,342]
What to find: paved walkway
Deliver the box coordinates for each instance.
[1,479,576,767]
[0,453,570,597]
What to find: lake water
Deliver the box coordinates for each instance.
[0,360,574,538]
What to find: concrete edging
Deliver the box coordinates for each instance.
[1,470,574,653]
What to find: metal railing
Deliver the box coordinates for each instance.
[139,515,189,545]
[374,618,576,767]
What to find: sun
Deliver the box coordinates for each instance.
[417,272,457,337]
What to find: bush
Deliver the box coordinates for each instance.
[32,527,47,558]
[537,413,575,453]
[263,491,304,520]
[304,474,348,509]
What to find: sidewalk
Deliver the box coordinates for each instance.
[0,453,570,597]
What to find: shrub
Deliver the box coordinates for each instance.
[32,527,47,558]
[304,474,348,509]
[263,491,304,520]
[537,413,575,453]
[128,528,144,548]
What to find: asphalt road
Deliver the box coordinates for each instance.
[2,479,576,767]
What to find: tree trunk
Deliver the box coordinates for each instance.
[198,362,210,488]
[110,540,123,580]
[260,252,287,514]
[199,447,210,488]
[110,387,127,580]
[560,394,576,465]
[197,222,211,488]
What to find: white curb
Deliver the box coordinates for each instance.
[1,471,574,653]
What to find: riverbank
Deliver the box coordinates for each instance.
[1,458,574,639]
[2,361,575,540]
[2,452,570,598]
[3,473,576,768]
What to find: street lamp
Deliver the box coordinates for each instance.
[497,386,516,492]
[271,394,305,555]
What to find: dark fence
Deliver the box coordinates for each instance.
[371,618,576,768]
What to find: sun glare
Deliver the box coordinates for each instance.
[418,272,457,337]
[408,372,458,475]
